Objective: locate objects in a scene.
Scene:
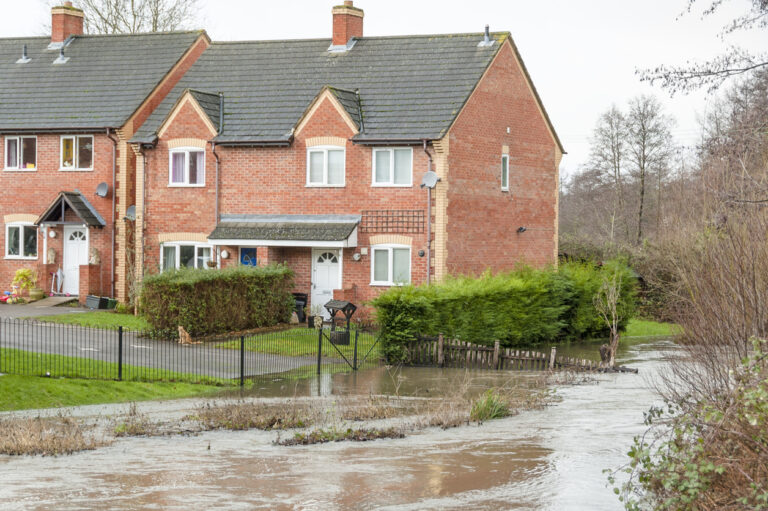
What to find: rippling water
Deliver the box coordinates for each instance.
[0,338,674,510]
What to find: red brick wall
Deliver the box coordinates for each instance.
[445,41,558,275]
[0,133,115,296]
[142,96,429,308]
[333,12,363,46]
[52,10,83,44]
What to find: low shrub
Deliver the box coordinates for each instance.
[470,389,510,421]
[139,264,294,337]
[372,260,636,362]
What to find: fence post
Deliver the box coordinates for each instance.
[317,327,323,375]
[353,329,359,371]
[493,340,500,370]
[118,326,123,381]
[239,336,245,387]
[437,334,444,367]
[549,346,556,370]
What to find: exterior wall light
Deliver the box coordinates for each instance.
[221,250,229,259]
[517,226,527,233]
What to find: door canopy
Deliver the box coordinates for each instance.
[36,191,106,228]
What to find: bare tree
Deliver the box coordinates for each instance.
[43,0,200,34]
[593,268,624,368]
[625,96,674,244]
[639,0,768,94]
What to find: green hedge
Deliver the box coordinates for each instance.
[139,265,295,337]
[372,260,636,362]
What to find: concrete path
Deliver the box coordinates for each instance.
[0,320,336,380]
[0,302,86,318]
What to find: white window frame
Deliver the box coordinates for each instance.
[168,147,206,187]
[370,244,411,286]
[372,147,413,187]
[160,242,215,271]
[4,136,37,171]
[501,154,510,192]
[5,222,38,260]
[60,135,94,171]
[306,145,346,187]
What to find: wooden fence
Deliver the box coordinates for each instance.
[407,335,600,371]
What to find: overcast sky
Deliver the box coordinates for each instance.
[1,0,764,176]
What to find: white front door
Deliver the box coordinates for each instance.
[63,226,89,295]
[311,249,341,319]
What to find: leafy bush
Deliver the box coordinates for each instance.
[470,389,510,421]
[139,264,294,337]
[372,260,636,362]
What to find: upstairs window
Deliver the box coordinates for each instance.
[5,136,36,170]
[6,223,37,259]
[501,154,510,191]
[61,136,93,170]
[169,148,205,186]
[371,245,411,286]
[307,146,345,187]
[161,243,213,271]
[373,148,412,186]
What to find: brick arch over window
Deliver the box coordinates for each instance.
[167,138,207,150]
[157,232,209,244]
[306,136,347,148]
[368,234,412,246]
[3,214,38,224]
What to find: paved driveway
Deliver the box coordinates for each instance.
[0,299,86,318]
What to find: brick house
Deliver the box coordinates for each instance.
[1,1,563,314]
[0,2,209,303]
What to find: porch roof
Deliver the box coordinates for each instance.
[208,214,360,248]
[35,191,106,228]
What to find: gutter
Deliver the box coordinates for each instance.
[106,128,118,298]
[353,138,430,146]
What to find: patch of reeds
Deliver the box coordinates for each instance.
[113,402,160,437]
[185,401,314,431]
[278,426,405,446]
[0,414,109,456]
[470,389,511,422]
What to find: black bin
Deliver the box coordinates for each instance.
[292,293,308,323]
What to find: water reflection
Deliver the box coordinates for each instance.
[0,338,675,511]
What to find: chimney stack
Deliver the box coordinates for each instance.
[51,2,84,45]
[332,1,364,47]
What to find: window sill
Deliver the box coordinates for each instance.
[168,184,206,188]
[5,256,39,261]
[3,168,37,172]
[371,183,413,188]
[306,184,346,188]
[59,168,94,172]
[501,188,510,192]
[370,282,408,287]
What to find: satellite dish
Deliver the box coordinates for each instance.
[125,205,136,221]
[421,171,440,189]
[95,182,109,197]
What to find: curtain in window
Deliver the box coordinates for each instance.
[188,151,203,184]
[309,151,324,183]
[7,226,19,256]
[327,150,344,184]
[6,139,18,168]
[171,153,185,183]
[21,138,35,169]
[393,248,410,283]
[23,226,37,258]
[78,136,93,168]
[373,249,389,282]
[394,149,411,184]
[162,246,176,271]
[375,150,390,183]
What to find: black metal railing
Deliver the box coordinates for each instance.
[0,318,382,386]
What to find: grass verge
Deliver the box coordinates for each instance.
[624,319,680,337]
[31,311,150,331]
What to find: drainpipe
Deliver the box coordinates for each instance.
[212,142,220,224]
[423,140,434,285]
[140,146,148,288]
[107,128,118,298]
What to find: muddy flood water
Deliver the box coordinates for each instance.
[0,338,674,510]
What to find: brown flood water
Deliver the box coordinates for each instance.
[0,338,674,510]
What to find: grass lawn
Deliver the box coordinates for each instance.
[0,374,225,412]
[218,327,381,362]
[624,319,680,337]
[0,347,234,386]
[32,311,150,331]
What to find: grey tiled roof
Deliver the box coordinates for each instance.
[0,32,202,131]
[328,87,363,130]
[133,33,511,144]
[36,191,106,227]
[209,214,360,241]
[189,90,221,132]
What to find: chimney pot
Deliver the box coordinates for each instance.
[51,2,84,44]
[332,1,364,47]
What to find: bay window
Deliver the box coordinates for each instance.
[307,146,345,186]
[373,148,412,186]
[5,136,36,170]
[169,148,205,186]
[6,223,37,259]
[371,245,411,286]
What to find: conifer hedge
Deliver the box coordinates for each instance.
[371,260,636,362]
[139,265,295,337]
